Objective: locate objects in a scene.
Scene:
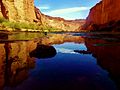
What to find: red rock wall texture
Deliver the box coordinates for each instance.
[85,0,120,30]
[0,0,36,22]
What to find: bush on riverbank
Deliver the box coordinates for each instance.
[0,17,58,32]
[0,17,43,31]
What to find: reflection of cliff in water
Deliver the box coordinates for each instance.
[85,38,120,89]
[0,41,37,89]
[40,34,85,45]
[0,33,8,39]
[0,33,85,89]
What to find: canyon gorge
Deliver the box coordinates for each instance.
[0,0,120,32]
[0,0,85,32]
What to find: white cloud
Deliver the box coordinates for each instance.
[41,7,90,20]
[45,7,90,15]
[37,6,50,10]
[56,48,78,54]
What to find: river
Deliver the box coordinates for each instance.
[0,32,120,90]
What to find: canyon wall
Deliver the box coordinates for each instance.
[0,0,85,31]
[84,0,120,31]
[0,0,36,22]
[35,7,85,32]
[41,14,85,32]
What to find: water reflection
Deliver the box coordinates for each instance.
[74,50,92,54]
[0,32,119,90]
[0,40,37,90]
[85,37,120,89]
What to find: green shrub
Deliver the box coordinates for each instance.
[0,17,8,23]
[2,21,21,29]
[0,17,57,32]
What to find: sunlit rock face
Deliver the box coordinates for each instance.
[41,14,85,32]
[34,7,42,23]
[84,0,120,31]
[1,0,36,22]
[34,7,85,32]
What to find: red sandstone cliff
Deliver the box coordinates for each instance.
[84,0,120,31]
[0,0,36,22]
[35,7,85,32]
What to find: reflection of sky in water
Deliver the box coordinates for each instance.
[5,42,117,90]
[54,42,87,54]
[29,42,116,90]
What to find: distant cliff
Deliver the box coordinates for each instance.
[35,7,85,32]
[84,0,120,31]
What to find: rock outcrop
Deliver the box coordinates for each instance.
[0,0,36,22]
[84,0,120,31]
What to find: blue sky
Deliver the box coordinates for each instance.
[34,0,101,20]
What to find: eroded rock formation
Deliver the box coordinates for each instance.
[35,7,85,32]
[42,14,85,32]
[0,0,36,22]
[84,0,120,31]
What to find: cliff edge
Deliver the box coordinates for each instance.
[84,0,120,31]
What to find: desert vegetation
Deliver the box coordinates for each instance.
[0,17,58,32]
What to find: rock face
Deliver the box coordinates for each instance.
[84,0,120,31]
[35,7,85,32]
[41,13,85,32]
[0,0,36,22]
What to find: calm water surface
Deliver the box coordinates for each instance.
[0,32,120,90]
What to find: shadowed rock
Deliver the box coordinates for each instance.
[30,44,56,59]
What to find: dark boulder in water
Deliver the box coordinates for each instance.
[29,44,56,59]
